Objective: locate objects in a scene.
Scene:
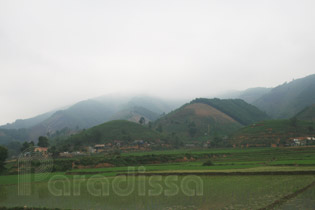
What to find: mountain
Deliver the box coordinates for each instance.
[295,104,315,121]
[59,120,162,150]
[230,119,315,146]
[253,74,315,119]
[154,98,269,140]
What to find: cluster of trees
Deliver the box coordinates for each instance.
[20,136,50,152]
[53,153,209,172]
[139,117,146,125]
[0,135,52,158]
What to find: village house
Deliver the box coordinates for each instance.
[203,141,211,148]
[86,146,96,154]
[288,136,314,146]
[133,140,144,145]
[72,151,85,156]
[59,151,72,158]
[291,138,306,146]
[34,147,48,154]
[94,144,106,152]
[185,143,196,148]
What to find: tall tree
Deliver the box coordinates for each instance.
[139,117,146,125]
[38,136,49,147]
[21,141,31,152]
[48,146,59,158]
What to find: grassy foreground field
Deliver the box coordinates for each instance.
[1,147,315,209]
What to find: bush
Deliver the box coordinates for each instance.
[203,160,214,166]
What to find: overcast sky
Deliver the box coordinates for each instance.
[1,0,315,125]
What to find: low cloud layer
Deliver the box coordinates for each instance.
[1,0,315,124]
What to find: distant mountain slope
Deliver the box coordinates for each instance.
[26,99,117,139]
[217,87,271,104]
[0,95,183,143]
[253,74,315,119]
[60,120,162,149]
[109,106,160,123]
[230,119,315,146]
[34,95,181,133]
[192,98,270,125]
[126,96,182,114]
[154,102,243,139]
[0,128,29,145]
[295,104,315,121]
[237,87,272,104]
[0,111,55,129]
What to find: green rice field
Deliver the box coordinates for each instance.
[1,175,314,209]
[1,147,315,209]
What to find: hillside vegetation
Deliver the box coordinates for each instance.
[231,120,315,146]
[58,120,162,150]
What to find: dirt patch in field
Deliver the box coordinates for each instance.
[95,163,114,168]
